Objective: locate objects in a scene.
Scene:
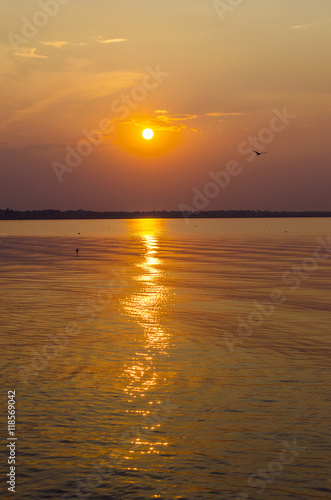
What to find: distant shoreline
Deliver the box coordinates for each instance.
[0,209,331,220]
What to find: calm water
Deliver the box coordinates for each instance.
[0,218,330,500]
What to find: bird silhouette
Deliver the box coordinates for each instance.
[252,149,267,156]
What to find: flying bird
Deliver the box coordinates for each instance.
[252,149,267,156]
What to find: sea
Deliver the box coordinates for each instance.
[0,218,330,500]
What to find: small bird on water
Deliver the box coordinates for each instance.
[76,248,79,255]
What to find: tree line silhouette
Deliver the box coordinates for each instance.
[1,208,330,220]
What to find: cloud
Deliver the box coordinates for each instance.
[0,70,145,134]
[14,48,47,59]
[205,112,244,117]
[94,37,127,44]
[290,20,331,30]
[123,112,199,133]
[291,25,309,30]
[155,113,198,122]
[126,110,243,134]
[125,110,245,135]
[154,110,244,123]
[40,38,127,49]
[151,113,198,131]
[41,41,87,48]
[41,41,69,48]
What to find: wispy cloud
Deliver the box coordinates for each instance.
[130,110,244,134]
[205,112,244,117]
[41,41,87,48]
[126,112,199,133]
[94,37,127,44]
[41,41,69,48]
[291,19,331,30]
[14,47,47,59]
[127,110,246,135]
[291,25,309,30]
[0,70,145,133]
[153,113,198,131]
[155,113,198,122]
[41,38,127,48]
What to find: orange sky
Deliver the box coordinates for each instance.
[0,0,330,211]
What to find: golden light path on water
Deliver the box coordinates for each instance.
[120,219,171,458]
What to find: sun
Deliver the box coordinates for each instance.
[142,128,154,140]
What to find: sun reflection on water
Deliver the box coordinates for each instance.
[123,219,170,352]
[118,219,173,459]
[120,219,171,405]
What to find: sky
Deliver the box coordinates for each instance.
[0,0,330,212]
